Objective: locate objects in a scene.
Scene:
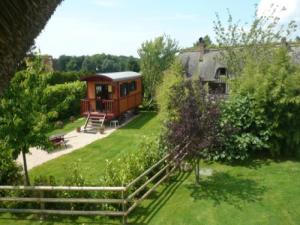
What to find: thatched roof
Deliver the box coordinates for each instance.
[180,43,300,82]
[179,49,227,81]
[0,0,63,95]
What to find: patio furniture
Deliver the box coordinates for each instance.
[49,133,67,148]
[110,120,119,128]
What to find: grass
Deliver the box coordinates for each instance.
[2,159,300,225]
[1,111,300,224]
[30,111,160,183]
[47,117,86,137]
[130,159,300,225]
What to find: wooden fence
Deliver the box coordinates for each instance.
[0,149,187,224]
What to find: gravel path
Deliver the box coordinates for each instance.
[16,116,138,170]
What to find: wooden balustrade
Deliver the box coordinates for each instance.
[0,147,188,224]
[80,99,115,115]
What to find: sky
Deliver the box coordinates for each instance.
[35,0,300,58]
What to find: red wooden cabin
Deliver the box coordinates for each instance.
[80,71,142,120]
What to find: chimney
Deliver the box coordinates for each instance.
[281,37,290,50]
[198,37,205,61]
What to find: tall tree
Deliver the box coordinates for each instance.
[138,35,179,107]
[193,35,215,48]
[165,79,221,184]
[213,5,297,76]
[0,56,50,185]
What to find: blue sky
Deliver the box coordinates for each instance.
[35,0,300,58]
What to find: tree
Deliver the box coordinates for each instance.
[138,35,179,107]
[296,36,300,42]
[127,57,140,72]
[81,56,96,72]
[156,59,184,122]
[226,48,300,157]
[193,35,215,48]
[0,56,50,185]
[213,5,297,76]
[165,79,222,184]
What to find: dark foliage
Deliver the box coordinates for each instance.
[53,54,140,73]
[166,80,221,157]
[44,71,85,85]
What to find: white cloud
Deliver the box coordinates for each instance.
[257,0,300,22]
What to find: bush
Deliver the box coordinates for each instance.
[69,116,76,122]
[43,71,85,85]
[54,120,64,129]
[216,95,271,160]
[44,81,86,121]
[224,48,300,158]
[102,137,163,189]
[0,146,22,185]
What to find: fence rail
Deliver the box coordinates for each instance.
[0,149,186,224]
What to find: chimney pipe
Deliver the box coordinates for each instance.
[199,37,205,61]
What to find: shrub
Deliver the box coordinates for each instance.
[227,48,300,157]
[54,120,64,129]
[0,145,22,185]
[43,71,85,85]
[102,137,163,190]
[216,95,271,160]
[44,81,86,121]
[69,116,76,122]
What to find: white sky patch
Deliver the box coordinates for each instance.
[93,0,119,7]
[144,13,202,22]
[257,0,300,22]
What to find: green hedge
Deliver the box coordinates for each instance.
[44,81,86,121]
[43,71,86,85]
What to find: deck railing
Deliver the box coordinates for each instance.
[0,149,187,224]
[80,99,116,115]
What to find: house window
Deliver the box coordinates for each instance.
[215,67,227,80]
[208,82,226,94]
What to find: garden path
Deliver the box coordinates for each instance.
[16,116,138,170]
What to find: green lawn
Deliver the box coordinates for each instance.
[1,111,300,225]
[130,160,300,225]
[30,111,160,183]
[47,117,86,137]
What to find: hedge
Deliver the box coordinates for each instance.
[44,81,86,121]
[43,71,86,85]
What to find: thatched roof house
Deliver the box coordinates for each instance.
[179,37,300,94]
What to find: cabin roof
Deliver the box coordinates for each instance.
[81,71,141,82]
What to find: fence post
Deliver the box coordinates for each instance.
[39,189,45,221]
[122,188,127,225]
[166,156,170,182]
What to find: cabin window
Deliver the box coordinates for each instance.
[130,81,137,91]
[120,83,129,97]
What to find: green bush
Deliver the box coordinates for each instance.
[44,81,86,121]
[102,137,163,188]
[217,95,271,160]
[223,48,300,158]
[0,146,22,185]
[43,71,85,85]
